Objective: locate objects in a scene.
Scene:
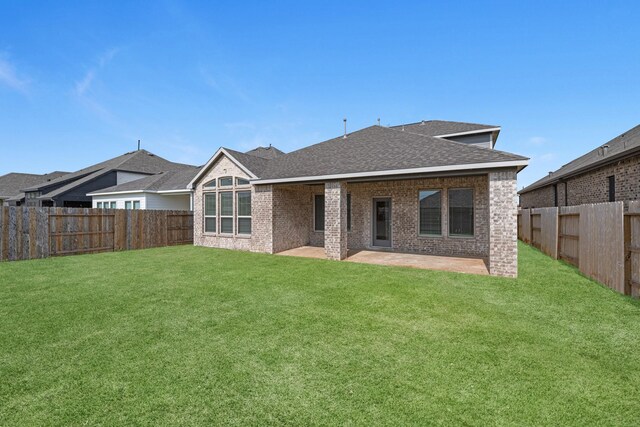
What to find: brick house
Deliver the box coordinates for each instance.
[189,121,528,277]
[519,124,640,208]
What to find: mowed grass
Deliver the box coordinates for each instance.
[1,243,639,426]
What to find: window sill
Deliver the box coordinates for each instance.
[236,234,251,239]
[417,234,443,239]
[449,234,475,239]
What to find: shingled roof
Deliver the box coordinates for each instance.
[255,125,526,182]
[519,124,640,194]
[0,171,69,202]
[390,120,499,137]
[23,150,193,200]
[88,165,201,195]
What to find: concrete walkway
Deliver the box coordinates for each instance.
[277,246,489,275]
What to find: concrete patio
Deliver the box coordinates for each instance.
[277,246,489,275]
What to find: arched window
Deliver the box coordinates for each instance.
[203,179,216,189]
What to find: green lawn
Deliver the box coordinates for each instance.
[1,243,639,426]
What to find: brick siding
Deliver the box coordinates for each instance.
[488,170,518,277]
[520,153,640,208]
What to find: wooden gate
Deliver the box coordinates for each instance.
[558,213,579,267]
[625,213,640,297]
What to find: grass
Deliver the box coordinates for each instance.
[1,243,639,426]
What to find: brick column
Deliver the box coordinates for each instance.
[324,181,348,260]
[489,170,518,278]
[251,184,274,254]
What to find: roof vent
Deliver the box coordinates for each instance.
[377,118,380,126]
[548,171,553,177]
[599,145,609,156]
[420,120,426,125]
[402,125,405,131]
[343,118,347,139]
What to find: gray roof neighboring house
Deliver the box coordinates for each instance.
[390,120,499,137]
[519,124,640,194]
[23,149,193,201]
[244,146,285,159]
[88,166,201,195]
[191,122,527,187]
[0,171,69,202]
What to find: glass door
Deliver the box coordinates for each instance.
[372,198,391,247]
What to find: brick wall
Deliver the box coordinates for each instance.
[488,170,518,277]
[519,153,640,208]
[272,185,312,253]
[347,175,490,258]
[324,181,348,260]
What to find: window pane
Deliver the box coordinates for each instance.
[314,195,325,231]
[204,179,216,189]
[204,193,216,216]
[205,217,216,233]
[97,202,102,208]
[238,217,251,234]
[236,177,250,186]
[419,190,441,235]
[133,201,140,210]
[347,193,352,231]
[219,177,233,187]
[220,192,233,216]
[125,201,132,210]
[237,191,251,216]
[221,217,233,233]
[110,202,116,209]
[449,189,474,236]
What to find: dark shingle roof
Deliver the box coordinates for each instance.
[390,120,498,137]
[256,125,526,181]
[0,171,69,200]
[224,148,273,177]
[88,165,201,194]
[244,146,285,159]
[519,124,640,194]
[23,150,194,199]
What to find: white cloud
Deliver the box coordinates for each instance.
[74,47,119,96]
[0,54,29,93]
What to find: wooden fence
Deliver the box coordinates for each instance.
[518,201,636,296]
[0,207,193,262]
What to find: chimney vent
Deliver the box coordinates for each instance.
[137,139,141,151]
[377,118,380,126]
[343,118,347,138]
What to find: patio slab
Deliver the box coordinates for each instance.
[277,246,489,275]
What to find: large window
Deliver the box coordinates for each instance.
[449,188,474,236]
[220,192,233,233]
[314,195,325,231]
[237,191,251,234]
[419,190,441,235]
[204,193,216,232]
[314,193,351,232]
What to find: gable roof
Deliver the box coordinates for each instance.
[519,124,640,194]
[254,125,526,183]
[87,166,201,196]
[23,150,193,200]
[0,171,69,201]
[390,120,499,137]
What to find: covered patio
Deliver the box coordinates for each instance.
[277,246,489,275]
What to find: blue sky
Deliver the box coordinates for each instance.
[1,1,639,188]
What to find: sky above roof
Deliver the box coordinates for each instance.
[1,1,639,189]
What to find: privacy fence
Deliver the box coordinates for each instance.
[518,201,640,297]
[0,207,193,262]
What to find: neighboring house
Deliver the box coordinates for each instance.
[87,165,201,210]
[519,124,640,208]
[189,121,528,277]
[0,171,69,206]
[21,149,194,208]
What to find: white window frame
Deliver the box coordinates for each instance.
[218,176,233,188]
[203,192,216,233]
[236,191,251,235]
[219,191,234,234]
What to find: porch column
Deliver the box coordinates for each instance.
[488,170,518,278]
[324,181,348,260]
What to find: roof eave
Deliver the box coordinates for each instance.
[253,160,528,185]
